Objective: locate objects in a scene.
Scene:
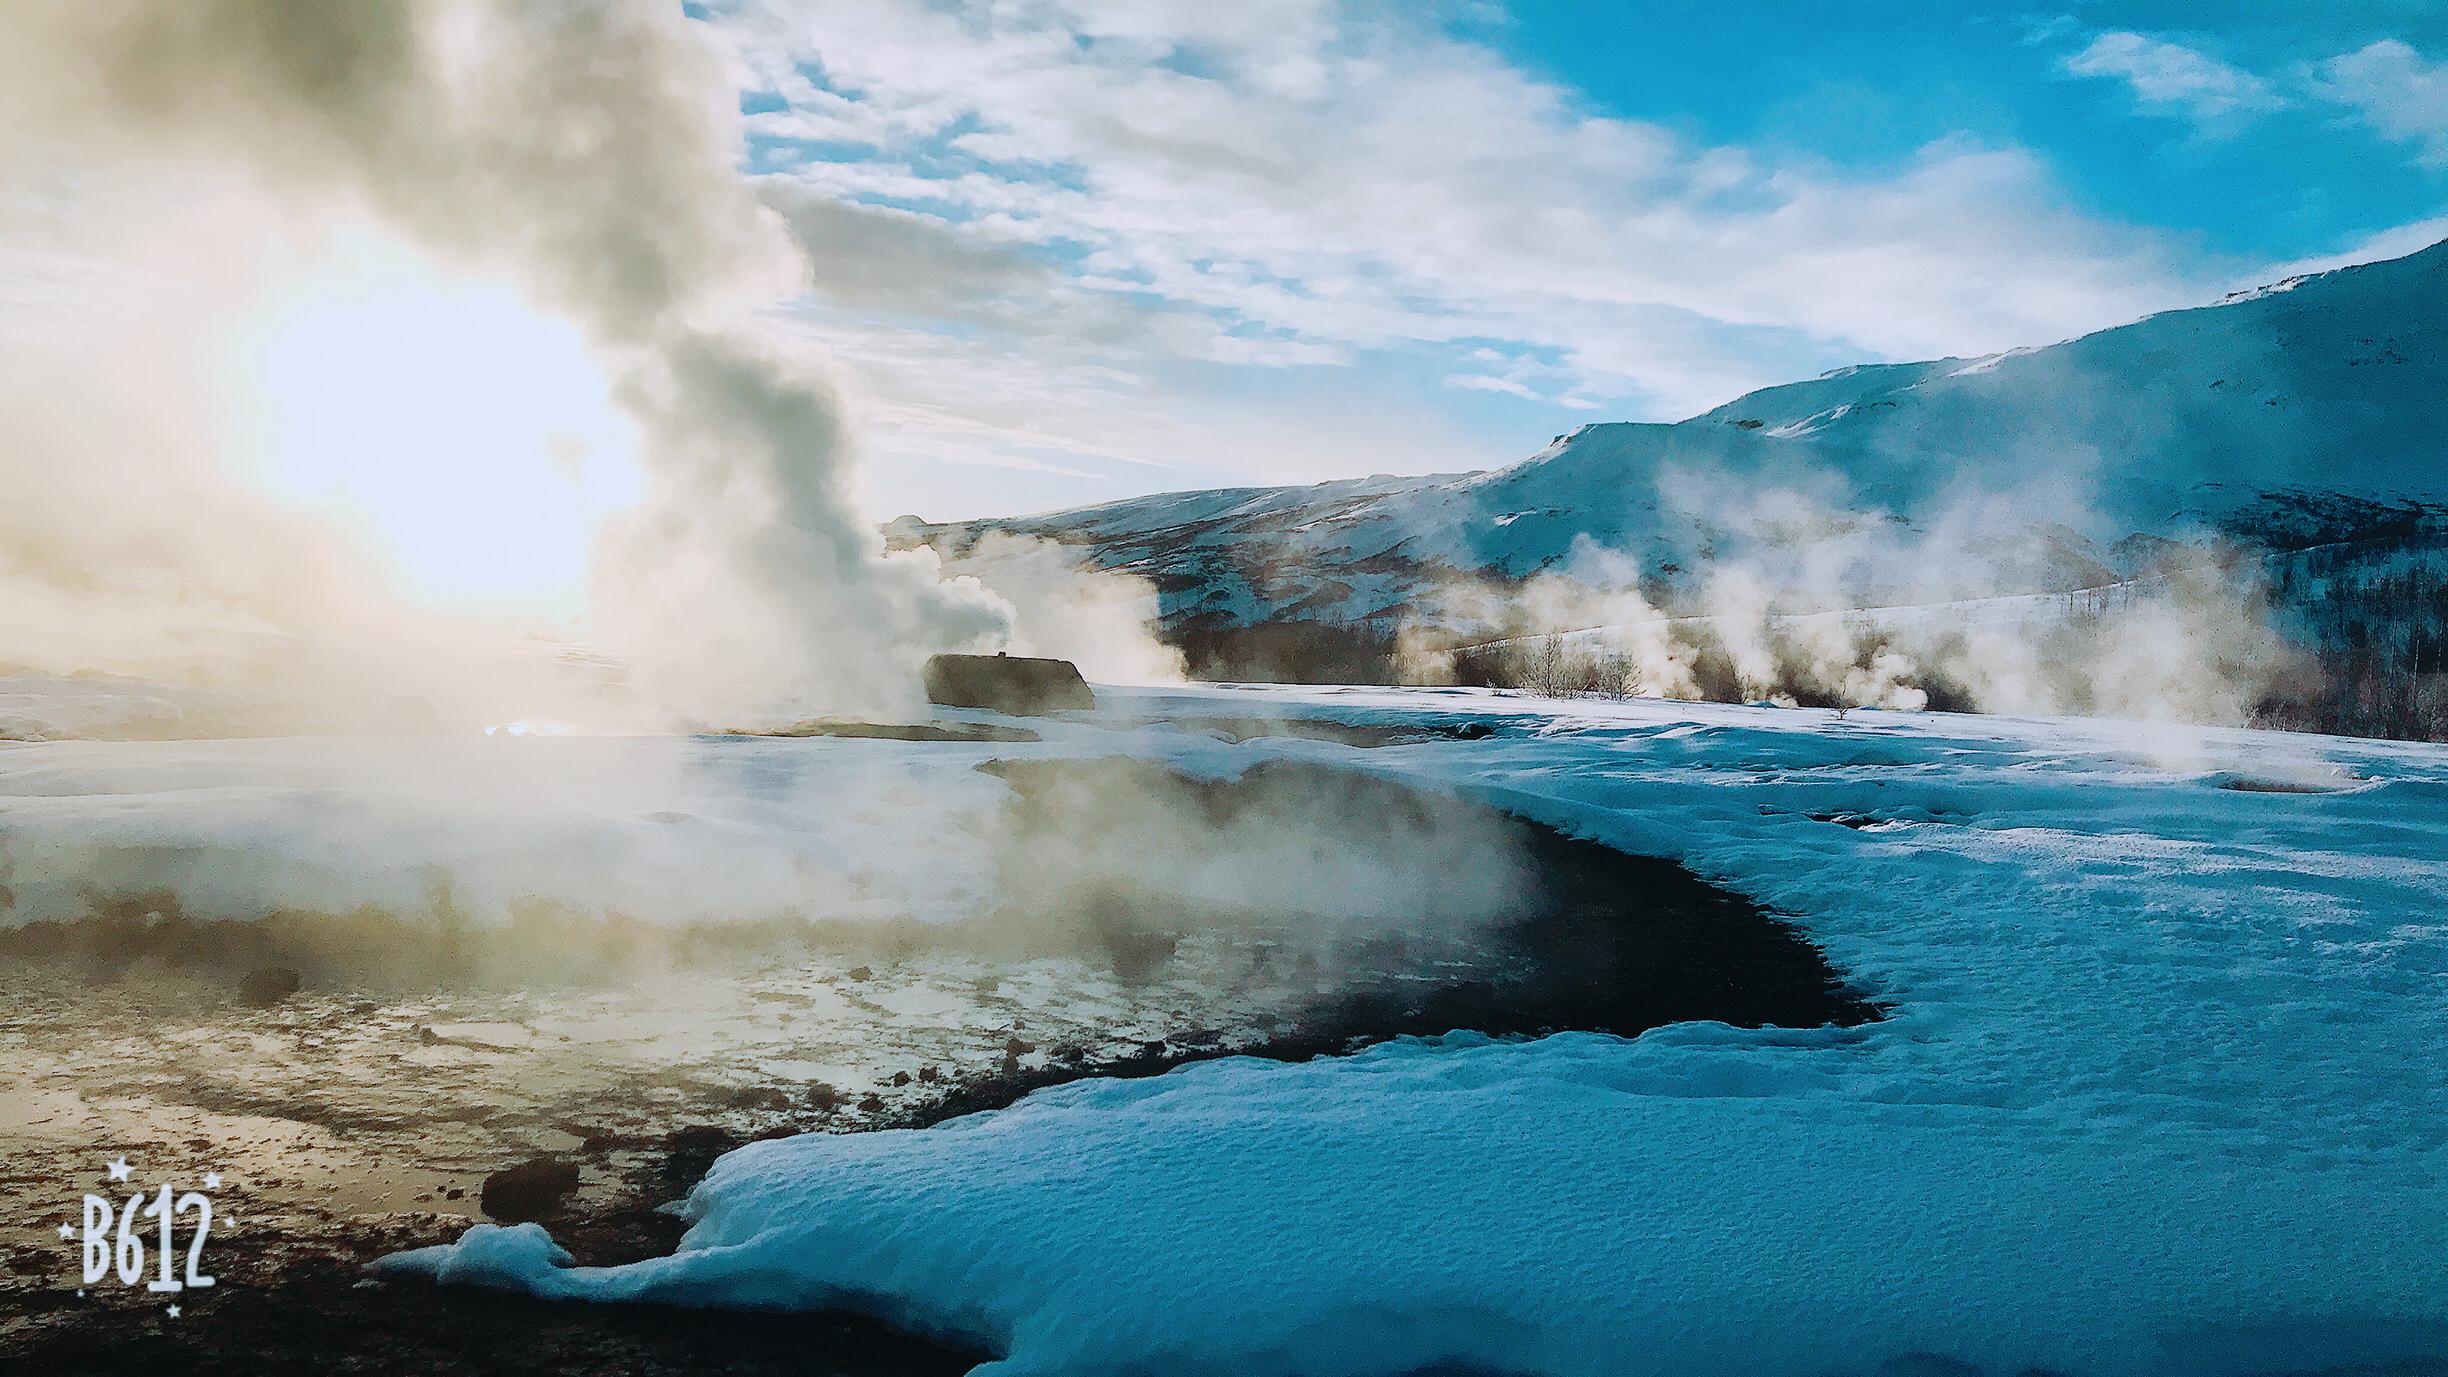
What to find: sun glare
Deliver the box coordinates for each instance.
[232,234,644,621]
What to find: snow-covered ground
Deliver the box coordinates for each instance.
[317,684,2447,1377]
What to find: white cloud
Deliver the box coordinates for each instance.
[2062,31,2285,124]
[1447,373,1543,401]
[2313,39,2448,166]
[701,0,2220,505]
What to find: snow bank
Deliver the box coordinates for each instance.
[381,686,2448,1376]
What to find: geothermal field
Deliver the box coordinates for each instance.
[7,1,2447,1374]
[2,676,2444,1374]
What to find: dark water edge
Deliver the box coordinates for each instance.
[0,760,1876,1376]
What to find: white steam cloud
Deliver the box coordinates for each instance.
[1444,459,2298,729]
[0,0,1018,725]
[926,532,1186,686]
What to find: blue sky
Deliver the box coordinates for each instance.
[1482,2,2448,258]
[704,1,2448,521]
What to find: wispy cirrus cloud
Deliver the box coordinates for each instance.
[2055,26,2448,174]
[2061,31,2286,127]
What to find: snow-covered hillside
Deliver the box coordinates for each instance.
[895,239,2448,633]
[374,683,2448,1377]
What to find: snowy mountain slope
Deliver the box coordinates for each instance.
[896,239,2448,632]
[1687,242,2447,525]
[382,683,2448,1377]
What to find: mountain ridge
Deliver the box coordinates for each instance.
[895,237,2448,636]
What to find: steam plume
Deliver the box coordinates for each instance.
[1,0,1009,722]
[1442,461,2298,730]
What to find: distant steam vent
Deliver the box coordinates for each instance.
[923,653,1096,716]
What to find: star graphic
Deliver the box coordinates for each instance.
[57,1222,74,1240]
[165,1303,181,1319]
[202,1171,221,1190]
[106,1156,131,1182]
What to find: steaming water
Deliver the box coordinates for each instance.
[0,930,1318,1342]
[0,685,1882,1377]
[0,716,1558,1335]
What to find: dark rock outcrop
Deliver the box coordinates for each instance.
[922,653,1094,715]
[479,1158,581,1222]
[237,966,302,1007]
